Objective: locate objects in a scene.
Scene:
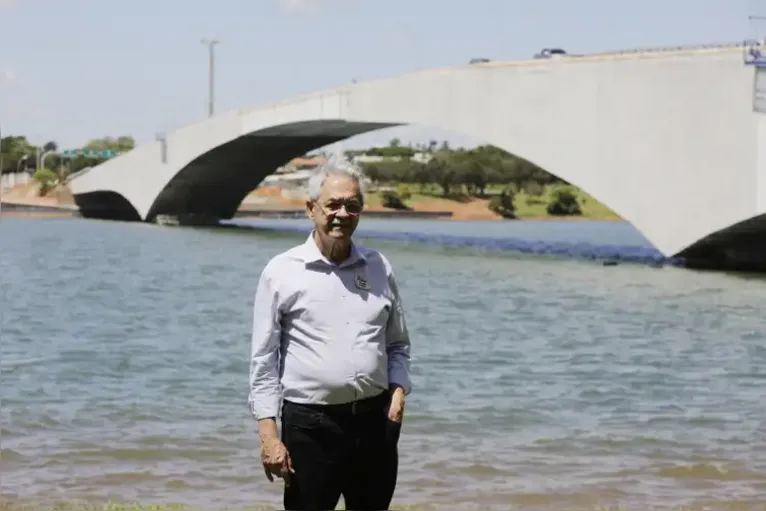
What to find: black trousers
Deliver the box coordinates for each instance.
[281,391,402,511]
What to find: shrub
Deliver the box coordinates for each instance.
[546,187,582,216]
[396,183,412,200]
[380,190,408,210]
[33,168,59,196]
[523,180,544,197]
[488,188,516,219]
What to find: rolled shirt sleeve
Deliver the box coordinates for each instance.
[385,269,412,395]
[248,264,283,420]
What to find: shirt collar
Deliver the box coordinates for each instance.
[297,231,367,269]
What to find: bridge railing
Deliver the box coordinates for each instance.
[587,41,744,58]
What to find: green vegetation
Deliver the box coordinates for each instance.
[349,139,620,220]
[1,135,135,196]
[2,132,618,220]
[488,189,517,218]
[362,185,618,219]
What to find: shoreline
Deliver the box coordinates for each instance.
[236,207,624,222]
[1,177,625,223]
[0,193,623,223]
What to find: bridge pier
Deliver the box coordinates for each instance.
[676,213,766,272]
[74,191,142,222]
[680,246,766,273]
[154,214,221,227]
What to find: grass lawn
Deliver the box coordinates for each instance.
[364,184,622,221]
[512,188,621,220]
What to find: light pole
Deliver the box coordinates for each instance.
[201,37,219,118]
[156,132,167,164]
[39,150,55,171]
[17,154,29,173]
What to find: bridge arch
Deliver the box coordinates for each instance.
[73,190,141,222]
[70,45,762,258]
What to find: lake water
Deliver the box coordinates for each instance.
[1,217,765,511]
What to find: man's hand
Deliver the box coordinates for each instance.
[258,419,295,486]
[260,435,294,485]
[387,386,405,423]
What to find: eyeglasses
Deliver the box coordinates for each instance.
[318,199,363,216]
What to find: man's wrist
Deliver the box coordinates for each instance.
[258,417,279,440]
[389,384,405,397]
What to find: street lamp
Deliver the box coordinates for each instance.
[201,37,220,118]
[17,154,29,173]
[156,132,168,164]
[39,150,55,171]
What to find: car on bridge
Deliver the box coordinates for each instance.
[534,48,571,59]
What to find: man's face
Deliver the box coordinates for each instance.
[307,173,363,240]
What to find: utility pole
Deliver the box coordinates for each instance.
[0,125,4,210]
[201,37,219,117]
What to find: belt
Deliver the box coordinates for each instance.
[284,391,388,416]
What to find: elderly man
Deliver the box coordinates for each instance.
[248,155,413,511]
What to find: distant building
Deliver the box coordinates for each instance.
[262,168,317,190]
[259,154,371,199]
[274,156,326,174]
[351,152,433,164]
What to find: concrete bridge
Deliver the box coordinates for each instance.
[69,42,766,271]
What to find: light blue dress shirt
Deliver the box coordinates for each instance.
[248,233,412,420]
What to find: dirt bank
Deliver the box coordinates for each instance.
[244,188,502,220]
[1,184,620,222]
[2,183,75,206]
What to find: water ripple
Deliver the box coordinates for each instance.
[1,218,764,510]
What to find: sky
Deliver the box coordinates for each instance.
[0,0,760,152]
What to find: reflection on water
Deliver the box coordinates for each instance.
[228,217,678,266]
[1,218,764,511]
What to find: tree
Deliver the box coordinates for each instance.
[454,146,505,197]
[1,133,137,196]
[363,164,383,184]
[546,187,582,216]
[488,188,517,219]
[425,155,457,196]
[410,162,433,193]
[66,136,136,174]
[354,139,565,201]
[1,136,36,174]
[523,180,544,197]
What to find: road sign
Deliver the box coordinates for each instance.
[61,149,119,158]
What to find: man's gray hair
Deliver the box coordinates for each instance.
[306,152,366,203]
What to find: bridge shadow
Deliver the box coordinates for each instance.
[74,191,141,222]
[677,213,766,273]
[146,134,347,222]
